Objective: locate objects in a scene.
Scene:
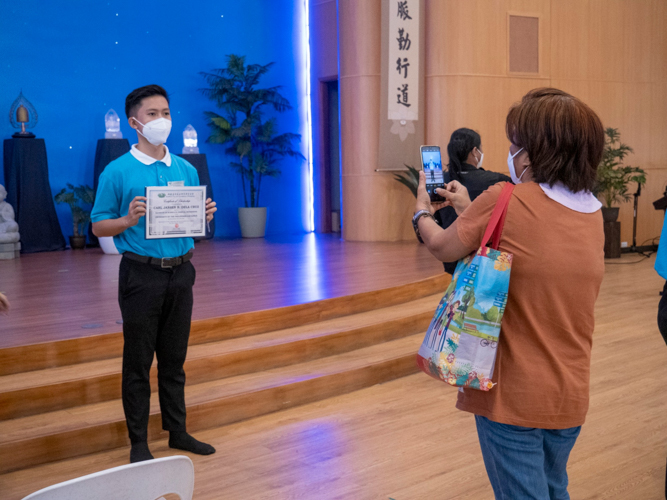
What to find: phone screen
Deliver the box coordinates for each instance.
[420,146,445,201]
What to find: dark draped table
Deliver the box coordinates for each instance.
[178,153,215,240]
[3,138,66,253]
[93,139,131,191]
[89,139,131,246]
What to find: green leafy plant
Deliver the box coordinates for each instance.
[594,128,647,208]
[54,184,95,237]
[393,164,420,198]
[200,55,305,208]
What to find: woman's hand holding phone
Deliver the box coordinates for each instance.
[440,180,472,215]
[415,171,449,214]
[416,172,472,216]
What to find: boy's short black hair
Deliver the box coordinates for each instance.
[125,84,169,119]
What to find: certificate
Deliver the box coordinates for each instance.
[145,185,206,239]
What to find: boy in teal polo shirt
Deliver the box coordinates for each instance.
[657,214,667,341]
[656,211,667,496]
[92,84,217,463]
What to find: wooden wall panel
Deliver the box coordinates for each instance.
[509,0,551,77]
[621,0,654,83]
[550,0,590,80]
[339,76,381,177]
[426,75,548,176]
[622,82,654,169]
[650,0,667,82]
[336,0,666,242]
[587,0,628,82]
[342,174,415,241]
[649,83,667,168]
[425,0,508,77]
[338,0,381,77]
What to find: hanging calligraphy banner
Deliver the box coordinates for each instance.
[388,0,419,123]
[378,0,424,172]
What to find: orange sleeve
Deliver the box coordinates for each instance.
[456,182,505,250]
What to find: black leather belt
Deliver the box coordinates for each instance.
[123,250,193,268]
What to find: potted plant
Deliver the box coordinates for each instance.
[595,128,647,223]
[54,184,95,249]
[393,164,420,198]
[200,55,305,238]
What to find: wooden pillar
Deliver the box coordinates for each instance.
[339,0,415,241]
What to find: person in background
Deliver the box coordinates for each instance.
[92,84,217,464]
[412,88,605,499]
[654,212,667,497]
[655,216,667,344]
[0,293,9,314]
[435,128,511,274]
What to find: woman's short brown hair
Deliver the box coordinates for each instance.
[506,88,604,192]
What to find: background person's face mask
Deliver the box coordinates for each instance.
[507,147,528,184]
[133,117,172,146]
[474,148,484,169]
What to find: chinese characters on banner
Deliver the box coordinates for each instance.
[388,0,419,123]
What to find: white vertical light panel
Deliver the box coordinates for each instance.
[301,0,315,232]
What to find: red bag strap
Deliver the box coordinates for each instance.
[481,183,515,250]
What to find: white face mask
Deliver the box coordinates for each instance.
[507,147,528,184]
[133,117,172,146]
[474,148,484,169]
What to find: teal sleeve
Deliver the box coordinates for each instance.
[656,214,667,279]
[91,170,121,222]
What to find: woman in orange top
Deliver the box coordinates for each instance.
[413,88,605,499]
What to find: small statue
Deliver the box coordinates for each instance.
[0,184,20,259]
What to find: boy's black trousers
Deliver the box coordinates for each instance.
[118,256,195,444]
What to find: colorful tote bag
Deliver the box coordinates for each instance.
[416,183,514,391]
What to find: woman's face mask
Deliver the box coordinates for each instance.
[507,147,528,184]
[133,117,172,146]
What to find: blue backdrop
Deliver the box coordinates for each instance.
[0,0,309,239]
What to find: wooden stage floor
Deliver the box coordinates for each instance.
[1,253,665,499]
[0,234,444,348]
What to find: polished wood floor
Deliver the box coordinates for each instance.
[1,253,665,499]
[0,234,443,348]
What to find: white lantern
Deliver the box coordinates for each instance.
[182,124,199,154]
[104,109,122,139]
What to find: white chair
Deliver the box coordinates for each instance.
[21,455,194,500]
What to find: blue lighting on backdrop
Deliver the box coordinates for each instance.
[300,0,315,233]
[0,0,311,239]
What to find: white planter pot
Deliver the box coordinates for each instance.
[99,236,119,254]
[238,207,267,238]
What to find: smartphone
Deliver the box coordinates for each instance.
[420,145,445,202]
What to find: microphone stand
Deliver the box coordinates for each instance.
[631,182,641,253]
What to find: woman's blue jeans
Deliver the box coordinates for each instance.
[475,415,581,500]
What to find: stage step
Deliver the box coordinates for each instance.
[0,272,448,475]
[0,273,449,376]
[0,333,425,474]
[0,294,441,420]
